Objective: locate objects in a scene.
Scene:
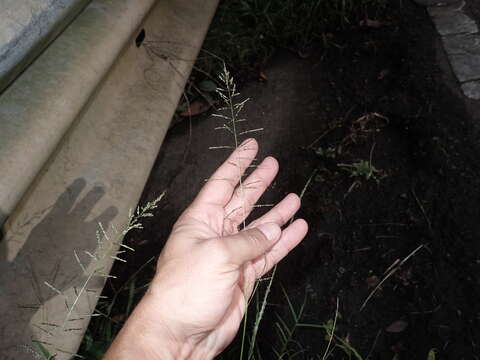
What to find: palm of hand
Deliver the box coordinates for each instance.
[156,216,250,351]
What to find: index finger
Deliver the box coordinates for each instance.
[192,138,258,208]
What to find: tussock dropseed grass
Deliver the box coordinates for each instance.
[48,194,165,359]
[211,67,344,359]
[197,0,387,77]
[75,1,393,356]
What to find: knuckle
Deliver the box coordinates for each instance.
[228,202,252,223]
[246,229,267,249]
[223,218,239,235]
[275,209,288,225]
[226,176,238,190]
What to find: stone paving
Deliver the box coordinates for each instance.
[416,0,480,100]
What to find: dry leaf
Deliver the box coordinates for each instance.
[180,99,211,117]
[259,72,268,82]
[112,314,126,323]
[198,80,217,93]
[378,68,390,80]
[386,320,408,333]
[360,19,390,28]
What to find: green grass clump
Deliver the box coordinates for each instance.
[339,159,381,182]
[197,0,387,76]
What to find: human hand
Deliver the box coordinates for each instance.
[104,139,308,359]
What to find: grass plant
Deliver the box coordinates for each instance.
[77,1,392,357]
[197,0,387,77]
[79,65,366,359]
[31,194,165,359]
[209,64,284,360]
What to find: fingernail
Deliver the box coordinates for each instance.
[257,223,281,242]
[240,138,254,147]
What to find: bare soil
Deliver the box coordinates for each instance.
[103,1,480,359]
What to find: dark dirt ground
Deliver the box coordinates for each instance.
[95,1,480,359]
[467,0,480,31]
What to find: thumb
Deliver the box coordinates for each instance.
[222,223,281,265]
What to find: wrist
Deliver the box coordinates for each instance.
[137,293,219,359]
[104,296,193,360]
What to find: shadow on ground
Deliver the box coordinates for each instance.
[0,179,117,359]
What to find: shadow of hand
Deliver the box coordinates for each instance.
[0,178,117,357]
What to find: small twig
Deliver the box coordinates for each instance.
[411,184,432,232]
[322,297,339,360]
[368,142,376,179]
[366,329,382,359]
[360,244,424,311]
[288,168,318,226]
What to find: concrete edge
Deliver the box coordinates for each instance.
[0,0,92,93]
[0,0,158,226]
[0,0,219,358]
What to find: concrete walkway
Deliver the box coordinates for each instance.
[0,0,159,227]
[415,0,480,100]
[0,0,218,358]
